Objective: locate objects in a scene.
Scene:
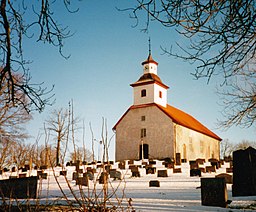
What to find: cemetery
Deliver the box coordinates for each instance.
[0,147,255,211]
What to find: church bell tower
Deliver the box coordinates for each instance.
[130,52,169,108]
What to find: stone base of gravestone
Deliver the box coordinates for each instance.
[216,173,233,184]
[190,169,201,177]
[201,178,227,208]
[232,146,256,197]
[0,176,38,199]
[149,180,160,187]
[157,170,168,177]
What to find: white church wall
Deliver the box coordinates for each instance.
[115,106,175,161]
[133,84,154,105]
[153,84,167,107]
[175,124,220,161]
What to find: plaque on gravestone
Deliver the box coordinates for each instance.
[201,177,227,208]
[232,146,256,196]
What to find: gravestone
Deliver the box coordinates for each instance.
[216,173,233,184]
[196,158,205,165]
[99,172,108,184]
[0,176,38,199]
[76,176,88,186]
[84,171,94,180]
[205,166,216,173]
[201,177,227,208]
[157,170,168,177]
[149,180,160,187]
[173,168,182,173]
[132,171,140,177]
[189,160,199,169]
[175,153,181,165]
[60,170,67,176]
[190,169,201,177]
[146,167,156,174]
[232,146,256,196]
[72,172,78,181]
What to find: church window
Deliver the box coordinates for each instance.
[141,89,146,97]
[159,91,162,98]
[141,128,146,138]
[141,116,146,121]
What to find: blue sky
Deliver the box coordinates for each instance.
[24,1,255,160]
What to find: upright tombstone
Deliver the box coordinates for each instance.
[175,153,181,165]
[232,146,256,196]
[201,178,227,208]
[0,176,38,199]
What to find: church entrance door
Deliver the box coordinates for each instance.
[139,144,149,160]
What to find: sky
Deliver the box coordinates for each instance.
[24,1,255,161]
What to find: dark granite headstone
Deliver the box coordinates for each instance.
[232,146,256,196]
[149,180,160,187]
[201,177,227,208]
[0,176,38,199]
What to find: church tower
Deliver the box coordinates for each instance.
[130,53,169,107]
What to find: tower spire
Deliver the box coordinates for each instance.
[148,37,151,55]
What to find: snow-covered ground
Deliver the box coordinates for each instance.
[0,160,256,211]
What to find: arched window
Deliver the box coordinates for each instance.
[141,89,146,97]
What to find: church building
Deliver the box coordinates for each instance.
[113,53,221,162]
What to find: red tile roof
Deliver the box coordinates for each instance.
[113,103,222,141]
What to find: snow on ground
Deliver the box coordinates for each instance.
[1,160,256,211]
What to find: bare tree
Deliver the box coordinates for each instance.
[69,147,93,162]
[127,1,256,127]
[0,1,80,112]
[220,139,234,159]
[46,108,70,166]
[235,139,256,150]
